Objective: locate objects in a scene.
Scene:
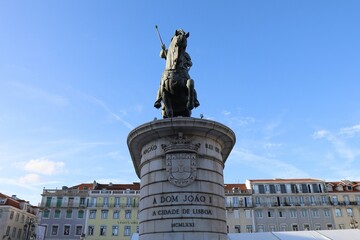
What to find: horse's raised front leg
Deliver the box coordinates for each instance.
[186,79,194,110]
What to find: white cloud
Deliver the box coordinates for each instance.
[222,110,231,116]
[84,94,134,129]
[312,130,328,139]
[24,158,65,175]
[339,124,360,137]
[264,142,283,149]
[19,173,42,185]
[312,129,355,160]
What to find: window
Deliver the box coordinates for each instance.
[100,226,107,236]
[15,213,19,221]
[327,224,333,230]
[290,210,297,218]
[278,210,285,218]
[321,195,328,204]
[43,209,50,218]
[269,184,276,193]
[280,224,287,231]
[324,208,330,217]
[245,210,252,219]
[54,210,61,218]
[21,215,25,223]
[267,210,275,218]
[258,185,265,194]
[255,210,263,218]
[88,226,94,236]
[78,210,84,218]
[280,184,286,193]
[12,227,16,238]
[45,197,52,207]
[56,197,63,207]
[89,210,96,219]
[64,225,70,236]
[51,225,59,235]
[101,210,108,219]
[339,224,345,229]
[124,226,131,236]
[301,208,307,217]
[257,225,264,232]
[91,197,97,207]
[332,196,338,205]
[346,208,353,216]
[10,211,14,219]
[126,197,132,207]
[233,196,239,207]
[255,197,261,205]
[125,210,131,219]
[66,209,72,219]
[0,209,2,218]
[80,197,86,206]
[246,225,252,233]
[234,210,239,219]
[115,197,120,207]
[234,225,240,233]
[76,226,82,235]
[112,226,119,236]
[303,224,310,231]
[312,209,319,218]
[17,229,22,239]
[344,195,350,204]
[103,197,109,207]
[6,226,10,236]
[113,210,120,219]
[356,196,360,205]
[269,225,276,232]
[292,224,298,231]
[335,208,342,217]
[314,224,321,230]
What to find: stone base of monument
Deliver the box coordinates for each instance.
[128,118,236,240]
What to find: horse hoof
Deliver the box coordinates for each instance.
[187,102,194,110]
[154,101,161,109]
[194,100,200,108]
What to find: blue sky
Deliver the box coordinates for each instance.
[1,1,360,205]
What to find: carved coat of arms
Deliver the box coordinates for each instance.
[162,133,200,187]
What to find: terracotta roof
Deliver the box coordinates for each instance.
[248,178,323,183]
[70,183,95,190]
[224,184,248,191]
[94,182,140,191]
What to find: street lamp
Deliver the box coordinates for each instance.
[350,215,359,229]
[24,218,36,240]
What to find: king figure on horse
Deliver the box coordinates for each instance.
[154,28,200,118]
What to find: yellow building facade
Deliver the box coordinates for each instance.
[86,184,140,240]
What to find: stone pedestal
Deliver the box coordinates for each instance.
[127,118,236,240]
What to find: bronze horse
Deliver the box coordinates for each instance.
[154,29,199,118]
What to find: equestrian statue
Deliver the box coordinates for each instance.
[154,26,200,118]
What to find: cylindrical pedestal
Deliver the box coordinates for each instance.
[128,118,235,240]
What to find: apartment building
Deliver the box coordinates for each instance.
[39,181,140,240]
[39,183,93,240]
[224,184,254,233]
[326,180,360,229]
[0,193,38,240]
[244,178,335,232]
[86,182,140,240]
